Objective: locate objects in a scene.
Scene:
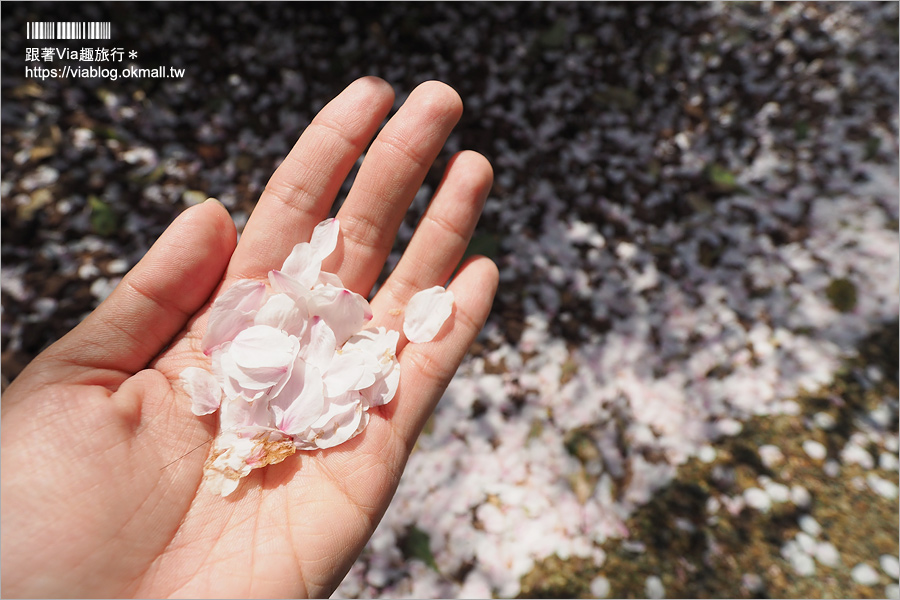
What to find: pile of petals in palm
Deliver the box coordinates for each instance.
[179,219,454,496]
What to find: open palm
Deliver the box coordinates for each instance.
[1,77,498,598]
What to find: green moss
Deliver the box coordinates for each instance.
[88,195,118,237]
[399,525,439,573]
[826,278,858,313]
[706,163,739,192]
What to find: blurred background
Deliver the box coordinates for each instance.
[2,2,898,598]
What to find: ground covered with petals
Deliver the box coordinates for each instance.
[1,2,897,598]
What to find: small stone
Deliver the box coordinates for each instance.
[851,563,881,586]
[887,584,900,600]
[841,443,875,469]
[590,575,611,598]
[871,404,893,428]
[790,485,812,508]
[759,444,785,468]
[798,515,822,537]
[106,258,130,274]
[868,474,899,500]
[645,575,665,599]
[796,532,817,554]
[880,555,900,580]
[741,573,763,593]
[813,412,837,430]
[698,445,717,463]
[79,262,101,279]
[790,552,816,577]
[879,452,899,471]
[803,440,827,461]
[744,487,771,513]
[765,481,790,504]
[823,460,840,478]
[815,542,841,567]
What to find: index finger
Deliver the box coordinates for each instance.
[226,76,395,281]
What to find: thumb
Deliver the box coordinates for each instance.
[42,199,236,382]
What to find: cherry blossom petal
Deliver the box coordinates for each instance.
[300,316,337,371]
[280,243,321,289]
[344,327,400,362]
[179,366,222,416]
[214,351,269,401]
[204,430,295,497]
[218,327,299,399]
[230,325,297,371]
[271,360,326,436]
[361,359,400,408]
[316,271,344,288]
[255,293,307,334]
[323,351,378,397]
[310,394,365,449]
[309,217,340,261]
[203,280,267,353]
[308,285,374,345]
[219,393,274,431]
[268,269,310,299]
[403,286,454,343]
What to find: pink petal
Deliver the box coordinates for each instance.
[308,286,373,345]
[268,269,310,299]
[316,271,344,288]
[179,366,222,416]
[361,360,400,408]
[309,218,340,262]
[202,280,267,353]
[403,286,454,343]
[344,327,399,359]
[230,325,297,370]
[219,393,274,431]
[322,351,378,397]
[270,360,326,435]
[300,316,337,371]
[310,394,364,449]
[280,243,321,289]
[254,293,307,334]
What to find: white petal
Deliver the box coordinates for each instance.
[268,269,310,299]
[179,367,222,416]
[202,280,266,353]
[300,316,337,371]
[270,360,326,435]
[344,327,399,361]
[219,328,299,398]
[309,218,340,262]
[308,285,373,345]
[254,293,307,334]
[323,351,378,397]
[230,325,297,370]
[215,350,268,400]
[310,394,364,449]
[361,359,400,408]
[316,271,344,288]
[280,243,321,289]
[403,286,454,343]
[219,393,274,431]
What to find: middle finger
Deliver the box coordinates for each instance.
[328,80,463,296]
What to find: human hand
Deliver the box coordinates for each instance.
[0,77,498,598]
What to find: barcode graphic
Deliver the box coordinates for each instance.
[26,21,111,40]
